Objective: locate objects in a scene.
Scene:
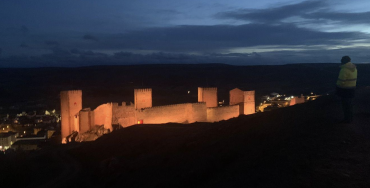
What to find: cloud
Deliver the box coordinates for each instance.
[303,11,370,24]
[83,34,99,41]
[217,0,370,26]
[103,23,366,52]
[217,1,325,23]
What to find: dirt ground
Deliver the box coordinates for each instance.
[66,87,370,188]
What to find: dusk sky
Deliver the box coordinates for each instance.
[1,0,370,67]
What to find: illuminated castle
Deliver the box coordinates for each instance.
[60,87,255,143]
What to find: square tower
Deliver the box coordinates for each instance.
[243,90,255,115]
[198,87,217,108]
[60,90,82,143]
[229,88,255,115]
[229,88,244,105]
[134,88,152,110]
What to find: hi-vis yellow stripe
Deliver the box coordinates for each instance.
[337,78,357,82]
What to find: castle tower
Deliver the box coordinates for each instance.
[60,90,82,143]
[198,87,217,108]
[229,88,244,105]
[229,88,255,115]
[134,88,152,110]
[243,90,255,115]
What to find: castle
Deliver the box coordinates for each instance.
[60,87,255,143]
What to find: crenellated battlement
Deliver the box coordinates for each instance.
[134,88,152,110]
[138,103,192,111]
[112,102,134,107]
[198,87,217,91]
[66,90,82,94]
[134,88,152,93]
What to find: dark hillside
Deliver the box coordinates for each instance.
[69,87,370,188]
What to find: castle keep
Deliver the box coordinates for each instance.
[60,90,82,143]
[60,87,255,143]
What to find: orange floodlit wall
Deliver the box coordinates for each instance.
[79,108,92,133]
[243,90,255,115]
[134,88,152,110]
[229,88,244,105]
[206,105,240,122]
[112,102,136,128]
[198,87,217,107]
[188,103,207,123]
[60,90,82,143]
[290,97,305,106]
[136,103,207,124]
[93,103,113,131]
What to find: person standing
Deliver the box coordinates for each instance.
[336,56,357,123]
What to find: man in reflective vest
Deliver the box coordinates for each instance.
[336,56,357,123]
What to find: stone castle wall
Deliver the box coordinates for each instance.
[112,102,136,128]
[93,103,113,131]
[136,102,207,124]
[207,105,240,122]
[290,97,305,106]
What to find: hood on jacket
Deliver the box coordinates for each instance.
[340,62,356,72]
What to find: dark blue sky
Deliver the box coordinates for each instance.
[1,0,370,67]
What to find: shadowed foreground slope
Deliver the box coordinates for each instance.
[70,87,370,188]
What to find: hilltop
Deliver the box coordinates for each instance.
[65,87,370,188]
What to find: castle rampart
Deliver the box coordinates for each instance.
[93,103,113,131]
[290,96,305,106]
[136,102,207,124]
[206,105,240,122]
[112,102,136,128]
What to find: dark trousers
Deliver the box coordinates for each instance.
[341,97,353,122]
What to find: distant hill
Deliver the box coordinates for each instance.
[1,63,369,113]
